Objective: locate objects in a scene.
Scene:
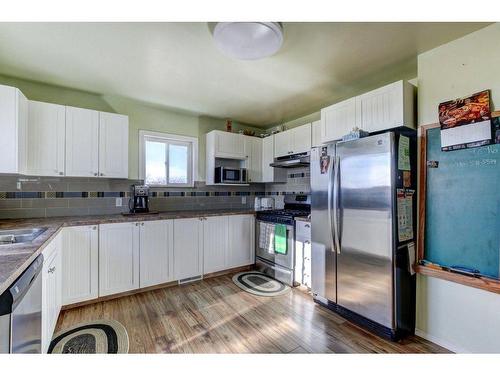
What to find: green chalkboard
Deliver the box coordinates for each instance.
[425,127,500,278]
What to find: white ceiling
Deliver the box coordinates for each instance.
[0,22,489,126]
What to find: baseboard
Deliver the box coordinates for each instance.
[414,328,465,353]
[62,264,254,311]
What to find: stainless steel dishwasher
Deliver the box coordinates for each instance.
[0,254,43,353]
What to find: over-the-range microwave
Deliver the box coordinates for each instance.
[214,166,248,184]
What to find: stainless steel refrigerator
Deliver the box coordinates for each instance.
[311,129,416,340]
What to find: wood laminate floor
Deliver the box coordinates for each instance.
[55,274,450,353]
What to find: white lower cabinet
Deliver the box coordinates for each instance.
[139,220,174,288]
[173,218,203,281]
[203,216,229,274]
[99,222,140,296]
[41,233,62,353]
[62,225,99,305]
[227,215,255,268]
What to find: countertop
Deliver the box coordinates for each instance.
[294,216,311,223]
[0,209,255,296]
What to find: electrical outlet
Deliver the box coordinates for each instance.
[241,196,247,205]
[115,197,123,207]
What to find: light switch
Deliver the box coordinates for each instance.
[241,196,247,204]
[115,197,123,207]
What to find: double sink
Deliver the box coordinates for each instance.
[0,228,48,246]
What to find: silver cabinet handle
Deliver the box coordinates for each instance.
[92,226,97,230]
[94,173,98,176]
[304,224,310,228]
[100,173,105,176]
[59,172,64,176]
[135,222,139,226]
[48,266,56,274]
[141,222,144,226]
[304,240,311,244]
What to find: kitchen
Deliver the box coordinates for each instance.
[0,13,499,370]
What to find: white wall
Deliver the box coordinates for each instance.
[416,23,500,353]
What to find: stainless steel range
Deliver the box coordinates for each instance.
[255,194,310,286]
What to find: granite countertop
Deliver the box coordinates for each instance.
[0,209,255,296]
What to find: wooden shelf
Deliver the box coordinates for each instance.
[416,265,500,294]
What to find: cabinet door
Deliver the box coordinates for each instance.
[261,135,274,182]
[203,216,229,274]
[26,100,65,176]
[291,123,312,154]
[355,80,405,132]
[274,130,292,158]
[65,106,99,177]
[173,218,203,280]
[62,226,98,305]
[99,222,140,296]
[320,98,356,143]
[244,136,262,183]
[215,131,245,159]
[41,242,58,353]
[139,220,174,288]
[98,112,129,178]
[227,215,255,268]
[0,85,27,174]
[311,120,322,147]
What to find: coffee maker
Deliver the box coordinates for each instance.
[129,185,150,213]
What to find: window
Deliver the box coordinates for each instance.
[139,130,198,187]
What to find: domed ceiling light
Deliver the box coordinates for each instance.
[213,22,283,60]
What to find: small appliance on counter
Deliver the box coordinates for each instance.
[129,185,150,213]
[254,197,275,211]
[214,166,247,184]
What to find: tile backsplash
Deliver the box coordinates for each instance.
[0,167,311,219]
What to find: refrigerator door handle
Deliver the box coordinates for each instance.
[333,156,341,254]
[327,155,336,253]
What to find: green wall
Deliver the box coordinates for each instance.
[0,74,261,180]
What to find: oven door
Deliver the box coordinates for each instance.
[255,220,295,270]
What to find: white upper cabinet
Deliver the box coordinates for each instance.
[274,130,293,158]
[139,220,174,288]
[311,120,322,147]
[261,134,287,183]
[65,106,99,177]
[27,100,66,176]
[321,97,357,144]
[98,112,129,178]
[99,222,140,296]
[203,216,229,274]
[214,130,246,159]
[62,225,99,305]
[274,123,312,158]
[321,80,415,143]
[173,218,203,280]
[0,85,28,174]
[291,123,312,154]
[355,80,415,132]
[244,136,263,183]
[227,214,255,268]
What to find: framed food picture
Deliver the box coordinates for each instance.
[438,90,492,151]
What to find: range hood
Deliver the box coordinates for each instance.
[270,152,310,168]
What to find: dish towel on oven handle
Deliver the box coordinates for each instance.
[274,224,287,255]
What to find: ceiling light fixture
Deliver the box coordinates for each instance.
[212,22,283,60]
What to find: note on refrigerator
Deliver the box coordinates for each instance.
[397,189,414,242]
